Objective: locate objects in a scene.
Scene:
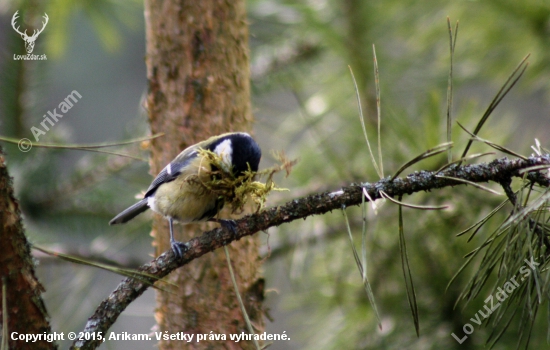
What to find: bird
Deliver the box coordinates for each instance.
[109,132,262,258]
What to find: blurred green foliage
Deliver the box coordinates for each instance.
[248,0,550,349]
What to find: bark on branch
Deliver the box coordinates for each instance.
[71,155,550,349]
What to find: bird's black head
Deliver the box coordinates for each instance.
[208,132,261,177]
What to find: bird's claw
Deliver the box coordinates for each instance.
[171,241,189,259]
[218,219,237,236]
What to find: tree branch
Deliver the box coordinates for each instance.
[71,155,550,349]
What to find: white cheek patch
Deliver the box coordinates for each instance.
[213,139,233,172]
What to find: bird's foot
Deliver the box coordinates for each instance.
[171,241,189,259]
[209,218,237,237]
[219,219,237,235]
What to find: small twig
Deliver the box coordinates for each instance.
[499,178,517,206]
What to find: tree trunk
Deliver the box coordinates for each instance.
[0,148,55,350]
[144,1,264,349]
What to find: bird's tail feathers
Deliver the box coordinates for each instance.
[109,199,149,225]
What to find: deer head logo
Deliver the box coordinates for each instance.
[11,11,49,54]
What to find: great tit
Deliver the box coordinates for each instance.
[109,132,262,258]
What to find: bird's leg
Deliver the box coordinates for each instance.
[169,217,188,259]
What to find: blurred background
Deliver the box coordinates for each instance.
[1,0,549,349]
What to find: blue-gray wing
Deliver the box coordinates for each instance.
[110,144,206,225]
[144,149,199,198]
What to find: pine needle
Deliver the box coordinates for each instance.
[435,152,495,173]
[380,190,448,210]
[457,122,528,160]
[460,54,529,160]
[0,133,164,160]
[373,44,384,176]
[446,17,459,163]
[435,175,503,195]
[32,245,171,290]
[341,207,382,329]
[348,66,382,178]
[398,197,420,336]
[390,142,453,181]
[224,246,261,350]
